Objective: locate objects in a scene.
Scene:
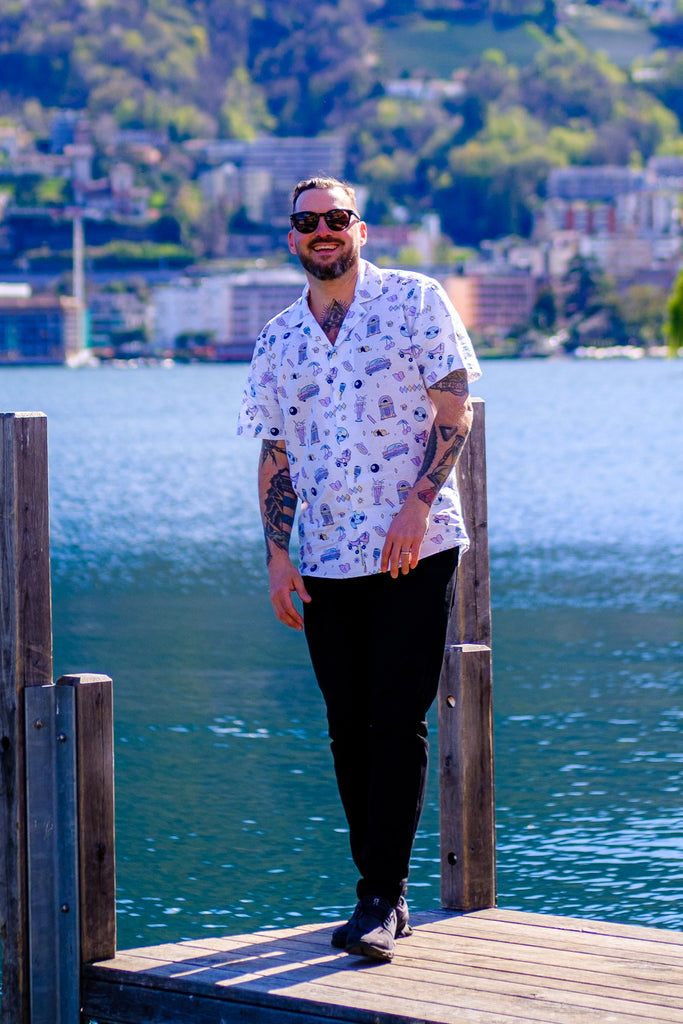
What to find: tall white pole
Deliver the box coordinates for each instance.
[72,209,85,352]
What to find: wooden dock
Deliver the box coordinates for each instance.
[5,405,683,1024]
[83,908,683,1024]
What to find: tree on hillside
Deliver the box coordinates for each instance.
[250,0,380,135]
[563,255,608,320]
[519,37,620,127]
[666,269,683,357]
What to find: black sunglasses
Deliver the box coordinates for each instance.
[290,208,360,234]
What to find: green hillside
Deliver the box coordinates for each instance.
[1,0,682,251]
[376,16,545,77]
[567,4,660,66]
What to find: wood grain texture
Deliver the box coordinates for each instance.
[0,412,53,1024]
[439,398,496,910]
[58,673,117,964]
[82,910,683,1024]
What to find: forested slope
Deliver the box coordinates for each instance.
[2,0,683,244]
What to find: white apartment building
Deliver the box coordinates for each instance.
[152,275,233,348]
[151,266,306,356]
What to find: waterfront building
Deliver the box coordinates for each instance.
[444,271,536,337]
[150,266,306,358]
[88,289,153,351]
[0,289,82,364]
[221,267,306,358]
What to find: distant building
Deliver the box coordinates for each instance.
[385,78,465,101]
[223,267,306,357]
[444,271,536,336]
[49,110,90,154]
[543,190,679,239]
[0,291,82,364]
[152,276,232,350]
[0,125,23,160]
[548,166,647,201]
[88,289,152,349]
[150,266,306,358]
[189,135,345,226]
[363,216,442,266]
[537,161,682,277]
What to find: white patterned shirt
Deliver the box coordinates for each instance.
[237,259,481,579]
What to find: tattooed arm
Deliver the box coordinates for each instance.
[380,368,473,578]
[258,439,311,630]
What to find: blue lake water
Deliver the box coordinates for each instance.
[0,357,681,959]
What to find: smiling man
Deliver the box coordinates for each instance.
[238,177,481,961]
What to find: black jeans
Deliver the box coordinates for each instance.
[303,548,458,905]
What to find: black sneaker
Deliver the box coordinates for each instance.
[331,895,412,950]
[345,895,403,961]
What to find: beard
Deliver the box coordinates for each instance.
[296,237,360,281]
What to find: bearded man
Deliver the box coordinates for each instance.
[238,177,481,961]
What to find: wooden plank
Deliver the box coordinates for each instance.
[53,684,80,1023]
[413,917,683,967]
[0,412,53,1024]
[24,685,80,1024]
[454,398,492,649]
[83,977,366,1024]
[58,674,116,964]
[84,946,683,1024]
[466,907,683,945]
[438,643,495,911]
[14,413,53,691]
[97,924,683,1008]
[82,906,683,1024]
[177,925,683,994]
[92,934,683,1007]
[83,961,545,1024]
[438,398,496,911]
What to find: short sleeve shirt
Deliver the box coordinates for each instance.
[237,259,482,579]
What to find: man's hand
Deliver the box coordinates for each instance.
[381,369,472,579]
[380,498,429,578]
[267,552,311,631]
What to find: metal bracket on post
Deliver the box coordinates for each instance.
[24,684,80,1024]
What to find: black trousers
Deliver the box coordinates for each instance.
[303,548,458,905]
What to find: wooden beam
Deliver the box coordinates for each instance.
[24,684,80,1024]
[58,674,116,965]
[0,412,53,1024]
[455,398,492,649]
[438,398,496,910]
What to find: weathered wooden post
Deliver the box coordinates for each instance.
[0,412,54,1023]
[0,413,116,1024]
[438,397,496,910]
[59,673,116,967]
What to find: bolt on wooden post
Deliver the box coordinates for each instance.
[438,398,496,911]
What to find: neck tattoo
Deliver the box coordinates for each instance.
[321,299,349,342]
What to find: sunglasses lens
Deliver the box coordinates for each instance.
[292,213,319,233]
[325,210,352,230]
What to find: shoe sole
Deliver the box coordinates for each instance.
[336,920,412,951]
[346,928,412,960]
[357,939,394,962]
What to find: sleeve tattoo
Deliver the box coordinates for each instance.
[416,369,470,506]
[260,441,297,562]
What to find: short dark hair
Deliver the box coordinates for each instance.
[292,177,358,212]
